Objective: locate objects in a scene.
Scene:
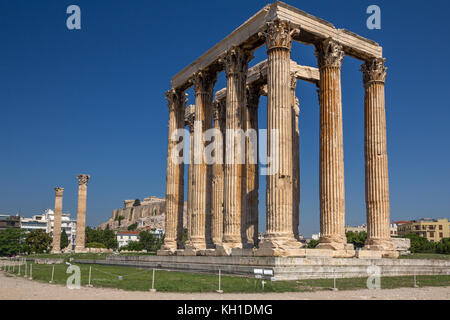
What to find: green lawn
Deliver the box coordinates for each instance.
[2,262,450,293]
[399,253,450,260]
[23,253,111,262]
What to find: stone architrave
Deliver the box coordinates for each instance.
[219,46,252,254]
[186,70,217,251]
[52,187,64,254]
[75,174,90,253]
[256,19,303,256]
[361,58,398,258]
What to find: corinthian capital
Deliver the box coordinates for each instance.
[361,58,387,85]
[54,187,64,196]
[259,19,299,51]
[185,105,195,132]
[223,46,253,78]
[165,88,187,112]
[77,174,90,186]
[192,70,218,97]
[315,38,345,69]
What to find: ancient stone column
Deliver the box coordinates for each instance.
[361,58,397,258]
[160,89,186,253]
[187,70,217,251]
[185,106,195,244]
[256,19,303,256]
[52,187,64,254]
[291,75,300,240]
[220,46,252,253]
[245,83,261,247]
[315,38,348,251]
[211,100,225,246]
[75,174,90,253]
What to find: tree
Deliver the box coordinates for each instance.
[139,230,163,252]
[120,241,143,252]
[60,229,69,250]
[0,228,27,256]
[86,242,106,248]
[133,199,141,207]
[436,238,450,254]
[346,231,367,249]
[128,223,138,231]
[26,230,52,254]
[403,233,436,253]
[307,239,319,249]
[86,227,118,250]
[115,215,125,226]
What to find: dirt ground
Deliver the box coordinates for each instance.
[1,272,449,300]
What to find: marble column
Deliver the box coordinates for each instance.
[188,70,217,251]
[211,100,225,246]
[52,187,64,254]
[75,174,90,253]
[185,106,195,245]
[315,38,348,251]
[291,75,300,240]
[221,46,252,253]
[245,83,261,247]
[160,89,186,253]
[361,58,397,258]
[256,19,303,256]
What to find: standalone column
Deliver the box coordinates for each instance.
[52,187,64,254]
[245,83,261,247]
[362,58,397,258]
[75,174,90,253]
[187,70,217,251]
[185,106,195,245]
[315,38,349,251]
[211,100,225,246]
[160,88,185,254]
[256,19,303,256]
[291,75,300,240]
[220,46,252,254]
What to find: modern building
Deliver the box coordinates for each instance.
[20,209,77,250]
[345,223,398,237]
[117,231,140,248]
[0,214,21,230]
[396,218,450,242]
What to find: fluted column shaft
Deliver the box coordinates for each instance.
[291,75,300,240]
[52,187,64,253]
[222,47,252,249]
[315,39,347,250]
[245,84,260,246]
[190,71,217,250]
[162,89,185,251]
[362,58,396,255]
[186,107,195,244]
[75,174,90,252]
[211,100,225,246]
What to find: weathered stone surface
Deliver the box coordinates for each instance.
[75,174,90,253]
[51,187,64,254]
[392,238,411,255]
[356,250,382,259]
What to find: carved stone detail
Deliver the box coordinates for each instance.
[77,174,90,186]
[361,58,387,85]
[259,19,299,51]
[315,38,345,69]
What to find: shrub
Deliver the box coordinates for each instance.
[86,242,106,248]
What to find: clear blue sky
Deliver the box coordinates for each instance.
[1,0,449,237]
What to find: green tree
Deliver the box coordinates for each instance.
[60,229,69,250]
[133,199,141,207]
[307,239,319,248]
[26,230,52,254]
[403,233,436,253]
[139,230,163,252]
[115,215,125,226]
[436,238,450,254]
[346,231,367,249]
[86,227,118,250]
[120,241,143,252]
[86,242,106,248]
[0,228,27,256]
[182,228,188,245]
[127,223,138,231]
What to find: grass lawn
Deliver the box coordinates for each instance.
[399,253,450,260]
[3,262,450,293]
[23,253,111,262]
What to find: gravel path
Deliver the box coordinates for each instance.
[1,271,449,300]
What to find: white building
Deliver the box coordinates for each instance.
[116,231,140,248]
[20,209,77,250]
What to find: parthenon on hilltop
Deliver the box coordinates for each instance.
[159,1,397,259]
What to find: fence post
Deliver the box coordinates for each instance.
[18,261,21,276]
[149,268,156,292]
[29,263,33,280]
[87,266,93,287]
[24,262,28,278]
[414,271,418,288]
[49,265,55,283]
[332,268,338,291]
[216,269,223,293]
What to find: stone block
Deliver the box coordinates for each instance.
[304,249,333,258]
[356,250,382,259]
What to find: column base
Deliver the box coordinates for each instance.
[157,248,177,256]
[363,238,399,259]
[74,247,87,253]
[254,237,304,257]
[316,235,350,251]
[51,250,61,255]
[215,241,242,256]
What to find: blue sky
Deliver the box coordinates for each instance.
[0,0,449,237]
